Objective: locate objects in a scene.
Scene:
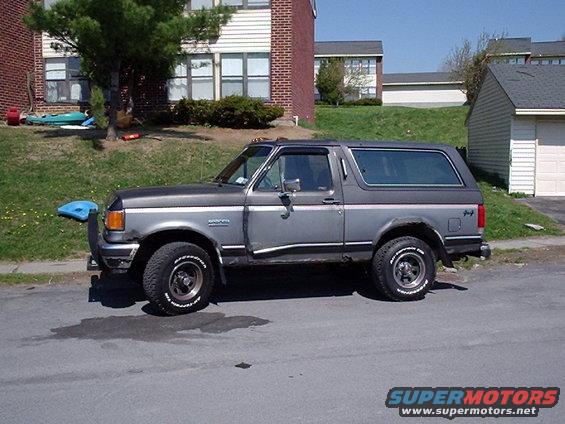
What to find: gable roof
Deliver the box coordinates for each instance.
[315,41,383,57]
[488,37,565,57]
[383,72,462,85]
[488,37,532,54]
[532,41,565,57]
[488,64,565,110]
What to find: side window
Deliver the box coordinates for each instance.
[350,149,462,187]
[258,153,333,192]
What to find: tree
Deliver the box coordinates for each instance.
[343,61,373,100]
[25,0,232,140]
[315,58,345,106]
[442,31,505,104]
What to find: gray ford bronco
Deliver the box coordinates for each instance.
[88,139,490,315]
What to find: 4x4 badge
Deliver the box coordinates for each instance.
[463,210,475,217]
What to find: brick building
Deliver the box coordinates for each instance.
[2,0,317,122]
[314,41,383,101]
[0,0,34,116]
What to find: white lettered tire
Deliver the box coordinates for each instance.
[143,242,215,315]
[372,236,436,301]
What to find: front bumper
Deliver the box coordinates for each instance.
[87,210,139,272]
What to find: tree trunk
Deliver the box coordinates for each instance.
[106,63,121,141]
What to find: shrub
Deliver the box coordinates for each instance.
[343,98,383,106]
[210,96,284,128]
[173,98,214,126]
[90,86,108,128]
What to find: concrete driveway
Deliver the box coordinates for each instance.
[518,196,565,225]
[1,261,564,424]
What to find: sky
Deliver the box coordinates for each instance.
[315,0,565,74]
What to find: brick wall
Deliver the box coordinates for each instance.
[376,56,383,100]
[0,0,34,117]
[291,0,315,122]
[271,0,315,122]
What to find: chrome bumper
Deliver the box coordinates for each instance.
[87,210,139,272]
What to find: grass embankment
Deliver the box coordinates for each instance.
[313,105,468,147]
[0,105,561,262]
[0,127,237,261]
[311,105,562,241]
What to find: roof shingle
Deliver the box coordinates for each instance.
[488,64,565,109]
[315,41,383,56]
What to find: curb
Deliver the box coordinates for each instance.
[1,236,565,275]
[0,259,87,275]
[489,236,565,250]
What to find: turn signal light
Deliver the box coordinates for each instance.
[105,210,125,231]
[478,204,486,229]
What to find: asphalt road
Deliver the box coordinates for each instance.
[0,262,564,424]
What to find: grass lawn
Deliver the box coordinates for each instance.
[0,127,237,261]
[313,105,468,147]
[0,106,562,262]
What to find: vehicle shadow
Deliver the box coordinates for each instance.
[88,265,468,314]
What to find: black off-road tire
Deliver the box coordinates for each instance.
[143,242,215,315]
[372,236,436,301]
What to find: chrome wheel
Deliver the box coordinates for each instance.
[168,261,203,301]
[392,252,426,289]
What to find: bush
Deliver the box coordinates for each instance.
[211,96,284,128]
[173,98,214,126]
[90,86,108,128]
[169,96,284,129]
[343,98,383,106]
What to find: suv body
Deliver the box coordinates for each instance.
[88,140,490,315]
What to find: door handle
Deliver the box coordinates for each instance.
[322,198,341,205]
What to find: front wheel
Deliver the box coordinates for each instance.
[372,236,436,301]
[143,242,215,315]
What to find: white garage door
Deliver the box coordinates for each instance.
[536,121,565,196]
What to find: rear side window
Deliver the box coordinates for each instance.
[350,149,462,187]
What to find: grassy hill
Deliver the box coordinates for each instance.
[313,105,468,147]
[0,107,561,261]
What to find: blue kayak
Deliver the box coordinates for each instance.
[26,112,87,127]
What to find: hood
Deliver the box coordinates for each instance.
[115,183,246,209]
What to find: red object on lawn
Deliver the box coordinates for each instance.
[121,133,141,141]
[6,108,20,126]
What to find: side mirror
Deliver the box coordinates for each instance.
[283,178,301,193]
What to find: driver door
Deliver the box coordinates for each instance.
[245,146,344,263]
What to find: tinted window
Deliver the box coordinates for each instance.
[351,149,461,186]
[258,153,333,192]
[215,146,272,185]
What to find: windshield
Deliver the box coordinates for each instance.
[215,145,272,186]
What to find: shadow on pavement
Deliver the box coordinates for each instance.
[88,265,468,314]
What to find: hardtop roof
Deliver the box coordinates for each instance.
[251,139,457,151]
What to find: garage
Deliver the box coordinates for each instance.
[536,121,565,196]
[467,64,565,197]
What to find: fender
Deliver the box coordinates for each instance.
[137,223,228,284]
[373,217,454,268]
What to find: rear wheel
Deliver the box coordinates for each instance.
[143,242,215,315]
[372,236,435,301]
